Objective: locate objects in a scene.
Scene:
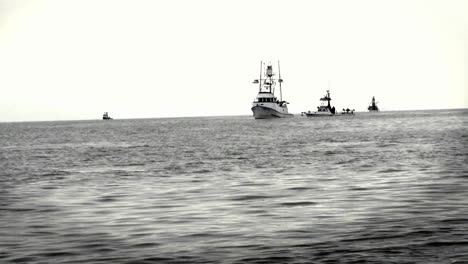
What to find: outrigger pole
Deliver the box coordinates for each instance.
[278,61,283,102]
[259,61,262,92]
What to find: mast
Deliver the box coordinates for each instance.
[259,61,262,92]
[278,61,283,102]
[266,64,273,93]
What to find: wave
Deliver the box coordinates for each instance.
[279,201,317,207]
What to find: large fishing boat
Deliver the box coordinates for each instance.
[304,90,336,117]
[368,96,379,112]
[251,61,293,119]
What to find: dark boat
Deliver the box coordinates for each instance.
[304,89,336,117]
[368,96,379,112]
[102,112,112,120]
[341,108,355,115]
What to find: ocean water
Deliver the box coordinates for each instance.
[1,109,467,264]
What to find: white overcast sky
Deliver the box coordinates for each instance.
[0,0,467,121]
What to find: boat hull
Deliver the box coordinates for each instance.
[304,111,334,117]
[251,105,293,119]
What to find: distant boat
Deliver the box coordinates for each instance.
[102,112,112,120]
[341,108,355,115]
[304,90,336,117]
[251,61,293,119]
[368,96,379,112]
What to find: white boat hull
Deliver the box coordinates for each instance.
[251,105,293,119]
[304,111,334,117]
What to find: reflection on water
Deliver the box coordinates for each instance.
[1,110,467,263]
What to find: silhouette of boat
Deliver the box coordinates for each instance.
[304,90,336,117]
[368,96,379,112]
[341,108,355,115]
[102,112,112,120]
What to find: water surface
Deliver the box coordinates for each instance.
[1,109,467,263]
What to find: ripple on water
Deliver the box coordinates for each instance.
[1,110,467,263]
[377,168,405,173]
[230,195,277,201]
[278,201,317,207]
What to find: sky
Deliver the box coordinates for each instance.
[0,0,467,122]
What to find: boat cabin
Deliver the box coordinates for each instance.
[317,105,330,111]
[315,90,336,114]
[254,95,278,103]
[253,92,289,108]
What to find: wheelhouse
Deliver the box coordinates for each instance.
[254,96,278,103]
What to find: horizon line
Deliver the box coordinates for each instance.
[1,107,467,124]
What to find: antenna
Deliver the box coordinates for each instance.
[259,61,262,92]
[278,61,283,102]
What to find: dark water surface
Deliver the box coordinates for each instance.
[1,110,467,263]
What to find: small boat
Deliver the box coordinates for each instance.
[341,108,355,115]
[251,61,293,119]
[368,96,379,112]
[102,112,112,120]
[304,90,336,117]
